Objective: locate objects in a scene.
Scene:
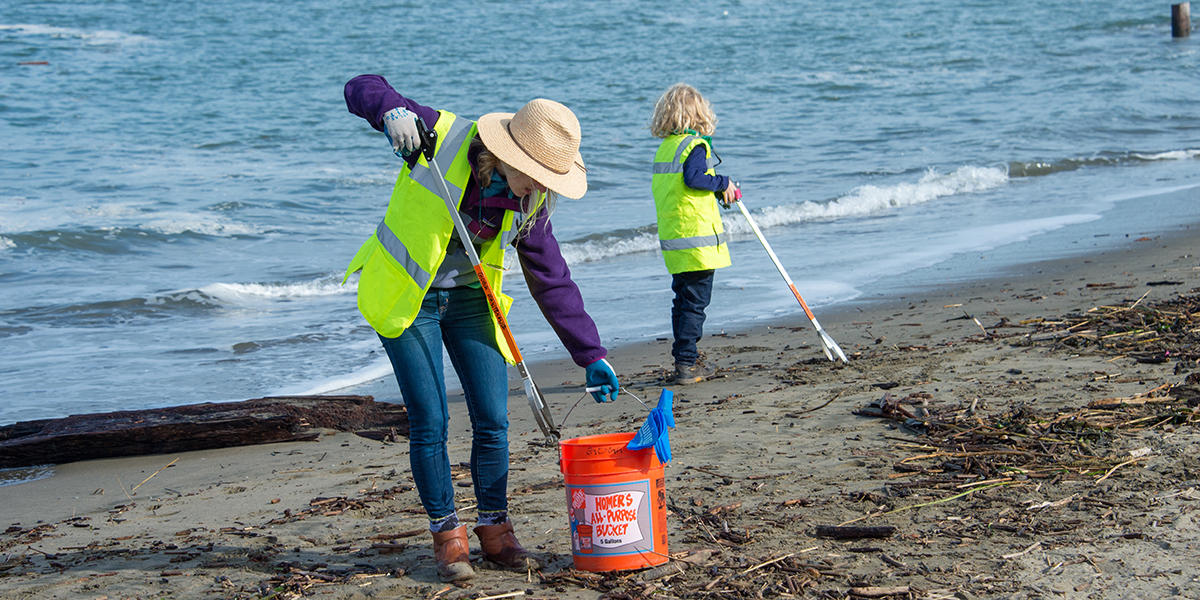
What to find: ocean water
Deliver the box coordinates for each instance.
[1,1,1198,425]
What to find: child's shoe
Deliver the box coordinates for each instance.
[673,361,713,385]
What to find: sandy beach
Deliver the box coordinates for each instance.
[2,223,1198,600]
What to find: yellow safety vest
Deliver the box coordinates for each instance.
[343,110,519,363]
[651,134,731,274]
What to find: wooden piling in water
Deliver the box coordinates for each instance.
[1174,2,1191,37]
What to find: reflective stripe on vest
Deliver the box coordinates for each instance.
[659,232,724,252]
[652,135,716,174]
[406,116,474,206]
[374,219,432,289]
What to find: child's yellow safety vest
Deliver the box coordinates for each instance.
[651,134,731,274]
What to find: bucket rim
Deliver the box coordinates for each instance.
[559,431,637,448]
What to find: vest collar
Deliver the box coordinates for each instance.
[681,128,715,150]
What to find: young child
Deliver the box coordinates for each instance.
[650,83,739,385]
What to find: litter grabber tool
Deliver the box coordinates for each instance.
[726,186,849,363]
[413,118,561,443]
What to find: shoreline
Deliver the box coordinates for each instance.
[1,221,1197,598]
[341,215,1200,411]
[457,220,1200,411]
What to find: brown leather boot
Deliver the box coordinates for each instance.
[431,525,474,582]
[473,521,541,570]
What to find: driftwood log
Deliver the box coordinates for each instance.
[0,395,408,468]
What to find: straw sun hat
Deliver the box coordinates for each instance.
[476,98,587,200]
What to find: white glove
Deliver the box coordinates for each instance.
[383,107,419,157]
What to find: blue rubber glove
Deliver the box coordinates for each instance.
[626,389,675,464]
[584,358,619,403]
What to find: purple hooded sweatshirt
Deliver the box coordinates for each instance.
[344,74,606,368]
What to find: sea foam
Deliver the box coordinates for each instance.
[200,277,350,304]
[559,165,1009,265]
[141,215,262,237]
[0,23,155,45]
[1132,149,1200,162]
[278,359,395,397]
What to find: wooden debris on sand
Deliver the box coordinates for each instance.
[853,373,1197,523]
[839,290,1200,539]
[0,395,408,468]
[539,550,845,599]
[1021,290,1200,366]
[855,291,1200,488]
[814,525,897,540]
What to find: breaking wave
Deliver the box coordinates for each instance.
[1009,148,1199,177]
[199,278,349,303]
[560,165,1009,264]
[4,276,350,328]
[0,23,155,45]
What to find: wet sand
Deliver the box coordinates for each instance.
[1,224,1198,599]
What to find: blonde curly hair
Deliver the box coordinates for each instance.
[650,83,717,138]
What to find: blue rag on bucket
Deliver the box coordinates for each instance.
[625,389,675,464]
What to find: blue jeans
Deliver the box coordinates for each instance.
[378,286,510,520]
[670,269,715,365]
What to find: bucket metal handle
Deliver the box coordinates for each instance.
[557,386,649,433]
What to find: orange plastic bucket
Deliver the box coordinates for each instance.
[559,431,668,572]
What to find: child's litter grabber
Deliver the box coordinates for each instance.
[413,118,560,443]
[727,188,849,363]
